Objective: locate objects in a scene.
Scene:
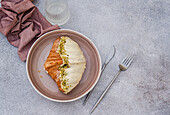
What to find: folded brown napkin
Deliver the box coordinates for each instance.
[0,0,60,61]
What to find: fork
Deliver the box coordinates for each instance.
[90,54,135,114]
[83,45,116,105]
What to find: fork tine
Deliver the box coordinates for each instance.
[122,54,132,65]
[124,54,133,65]
[122,55,130,64]
[124,55,133,65]
[126,55,134,67]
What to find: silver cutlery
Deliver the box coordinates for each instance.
[83,45,116,105]
[90,54,135,114]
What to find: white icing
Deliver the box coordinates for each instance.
[59,36,86,94]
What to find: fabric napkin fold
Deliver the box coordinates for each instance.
[0,0,60,61]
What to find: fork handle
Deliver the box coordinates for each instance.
[90,70,121,114]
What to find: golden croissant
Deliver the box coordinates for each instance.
[44,36,86,94]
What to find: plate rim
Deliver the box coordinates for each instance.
[26,29,102,102]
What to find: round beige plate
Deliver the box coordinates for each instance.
[26,29,101,102]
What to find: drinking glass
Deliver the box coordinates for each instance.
[44,0,70,26]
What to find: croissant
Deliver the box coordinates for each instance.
[44,36,86,94]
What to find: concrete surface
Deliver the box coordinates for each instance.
[0,0,170,115]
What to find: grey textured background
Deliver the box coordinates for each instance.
[0,0,170,115]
